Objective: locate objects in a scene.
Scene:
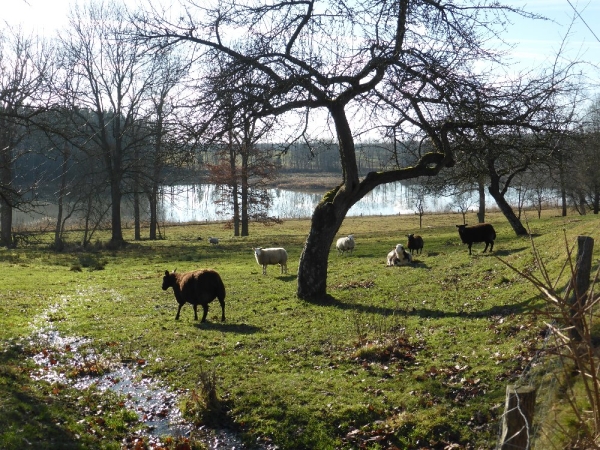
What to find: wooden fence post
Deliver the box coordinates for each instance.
[498,385,537,450]
[569,236,594,341]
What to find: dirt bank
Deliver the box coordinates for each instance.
[271,172,342,192]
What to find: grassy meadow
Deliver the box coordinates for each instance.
[1,209,600,449]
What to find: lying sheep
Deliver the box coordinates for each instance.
[254,247,288,275]
[162,269,226,322]
[208,237,219,245]
[336,235,355,255]
[387,243,412,266]
[456,223,496,255]
[406,234,424,255]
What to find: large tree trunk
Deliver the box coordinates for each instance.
[488,183,528,236]
[297,103,452,300]
[297,104,360,300]
[297,186,350,300]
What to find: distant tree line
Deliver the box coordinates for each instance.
[1,0,598,275]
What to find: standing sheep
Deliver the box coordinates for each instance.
[336,235,355,255]
[456,223,496,255]
[162,269,226,322]
[406,234,424,255]
[387,244,412,266]
[253,247,288,275]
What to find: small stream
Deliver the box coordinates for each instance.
[26,304,252,449]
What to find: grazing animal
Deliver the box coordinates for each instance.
[208,237,219,245]
[162,269,226,322]
[406,234,424,255]
[253,247,288,275]
[456,223,496,255]
[387,244,412,266]
[336,235,355,255]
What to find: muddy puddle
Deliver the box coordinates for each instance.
[26,315,254,449]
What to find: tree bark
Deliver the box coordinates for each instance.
[0,145,13,247]
[133,144,141,241]
[241,147,249,237]
[109,171,124,246]
[54,143,70,250]
[488,184,528,236]
[149,189,158,240]
[297,104,451,300]
[477,176,486,223]
[297,186,350,300]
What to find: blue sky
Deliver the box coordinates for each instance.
[502,1,600,81]
[3,0,599,84]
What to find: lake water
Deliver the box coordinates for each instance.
[160,183,455,223]
[13,181,541,227]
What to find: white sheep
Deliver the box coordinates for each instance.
[387,243,412,266]
[336,234,355,255]
[208,237,219,245]
[253,247,288,275]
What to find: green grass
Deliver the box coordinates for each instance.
[1,210,600,449]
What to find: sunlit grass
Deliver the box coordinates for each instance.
[1,210,599,448]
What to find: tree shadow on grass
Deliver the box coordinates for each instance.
[278,274,297,282]
[193,322,262,334]
[308,293,535,320]
[492,247,529,257]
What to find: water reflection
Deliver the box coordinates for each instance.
[160,183,448,223]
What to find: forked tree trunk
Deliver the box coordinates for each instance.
[488,185,528,236]
[297,187,350,300]
[487,166,528,236]
[296,103,451,300]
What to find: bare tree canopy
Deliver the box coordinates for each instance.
[0,26,55,247]
[134,0,574,299]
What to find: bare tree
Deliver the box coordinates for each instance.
[0,26,54,247]
[567,97,600,215]
[60,0,154,247]
[136,0,573,299]
[199,56,280,236]
[449,189,477,225]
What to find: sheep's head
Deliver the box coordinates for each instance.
[395,244,405,253]
[253,247,263,256]
[456,224,467,236]
[348,234,354,240]
[162,270,176,290]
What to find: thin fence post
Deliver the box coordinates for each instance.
[569,236,594,341]
[498,385,537,450]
